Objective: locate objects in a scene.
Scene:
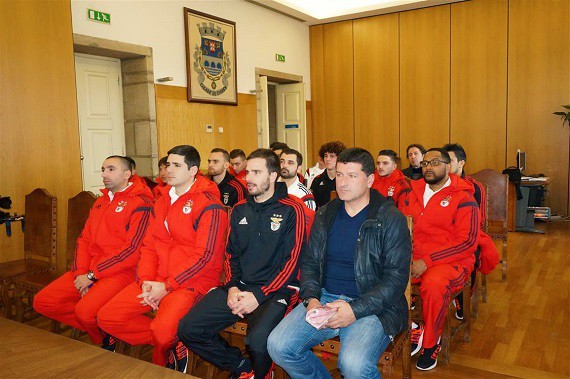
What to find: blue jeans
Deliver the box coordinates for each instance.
[267,289,391,379]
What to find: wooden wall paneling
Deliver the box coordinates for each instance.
[450,0,508,174]
[353,13,400,156]
[305,100,314,164]
[507,0,570,215]
[213,93,258,156]
[399,5,451,159]
[323,21,355,146]
[0,0,82,270]
[309,25,327,153]
[155,85,258,170]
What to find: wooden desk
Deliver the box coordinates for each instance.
[0,317,192,378]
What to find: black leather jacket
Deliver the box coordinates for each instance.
[300,190,411,336]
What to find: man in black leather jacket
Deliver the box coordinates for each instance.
[268,147,411,379]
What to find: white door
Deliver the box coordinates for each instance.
[275,82,307,169]
[257,75,269,148]
[75,54,126,193]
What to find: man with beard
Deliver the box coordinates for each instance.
[400,148,479,371]
[178,148,312,379]
[208,148,246,207]
[402,144,426,180]
[279,148,316,210]
[371,149,411,207]
[34,156,153,349]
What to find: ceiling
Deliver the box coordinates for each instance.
[247,0,467,24]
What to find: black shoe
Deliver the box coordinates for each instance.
[416,343,441,371]
[231,358,253,379]
[165,349,176,370]
[174,341,188,373]
[101,334,116,352]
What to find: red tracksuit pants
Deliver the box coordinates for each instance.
[33,270,134,344]
[97,282,203,366]
[413,264,469,348]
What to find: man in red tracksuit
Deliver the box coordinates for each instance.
[98,145,228,373]
[400,148,479,371]
[229,148,248,187]
[34,156,153,346]
[371,149,411,207]
[152,156,168,200]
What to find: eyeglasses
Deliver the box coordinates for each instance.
[419,159,450,168]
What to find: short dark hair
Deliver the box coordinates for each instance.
[318,141,347,159]
[158,156,168,167]
[443,143,467,163]
[270,142,289,152]
[377,149,398,164]
[167,145,201,170]
[406,144,426,156]
[123,156,137,170]
[229,149,246,160]
[337,147,375,176]
[247,148,280,175]
[211,148,230,162]
[280,148,303,166]
[106,155,133,172]
[425,147,451,162]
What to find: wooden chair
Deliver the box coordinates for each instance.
[0,188,57,319]
[12,191,96,324]
[471,182,490,318]
[310,216,413,379]
[470,169,508,281]
[410,278,471,365]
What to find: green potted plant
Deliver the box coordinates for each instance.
[553,105,570,126]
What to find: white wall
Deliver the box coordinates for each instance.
[71,0,311,97]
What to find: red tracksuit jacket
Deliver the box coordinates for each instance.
[152,177,167,200]
[400,174,480,271]
[137,176,229,295]
[71,181,154,279]
[371,169,411,207]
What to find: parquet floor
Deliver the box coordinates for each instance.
[7,220,570,378]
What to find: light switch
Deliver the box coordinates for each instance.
[218,127,224,133]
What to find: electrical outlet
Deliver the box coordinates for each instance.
[218,127,224,133]
[206,125,213,133]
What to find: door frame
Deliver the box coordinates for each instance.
[254,68,306,158]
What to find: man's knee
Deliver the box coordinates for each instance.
[267,326,297,364]
[338,347,379,379]
[177,312,208,342]
[245,324,272,353]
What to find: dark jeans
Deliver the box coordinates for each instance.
[177,287,290,377]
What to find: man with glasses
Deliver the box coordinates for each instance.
[400,148,479,371]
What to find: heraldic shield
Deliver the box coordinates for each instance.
[193,22,231,93]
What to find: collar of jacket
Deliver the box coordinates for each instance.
[246,181,288,209]
[320,189,392,230]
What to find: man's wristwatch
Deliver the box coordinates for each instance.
[86,270,98,282]
[302,298,315,307]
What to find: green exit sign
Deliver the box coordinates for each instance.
[275,54,286,62]
[87,9,111,24]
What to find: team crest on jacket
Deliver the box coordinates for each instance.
[115,200,127,213]
[223,192,229,205]
[270,214,283,231]
[387,186,395,197]
[183,199,194,214]
[440,196,452,207]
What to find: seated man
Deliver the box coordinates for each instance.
[208,148,246,207]
[34,156,153,347]
[268,148,411,379]
[402,144,426,180]
[279,148,316,210]
[372,149,411,207]
[152,156,168,199]
[229,148,247,187]
[177,149,311,379]
[400,148,479,370]
[310,141,346,208]
[98,145,228,372]
[269,141,289,157]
